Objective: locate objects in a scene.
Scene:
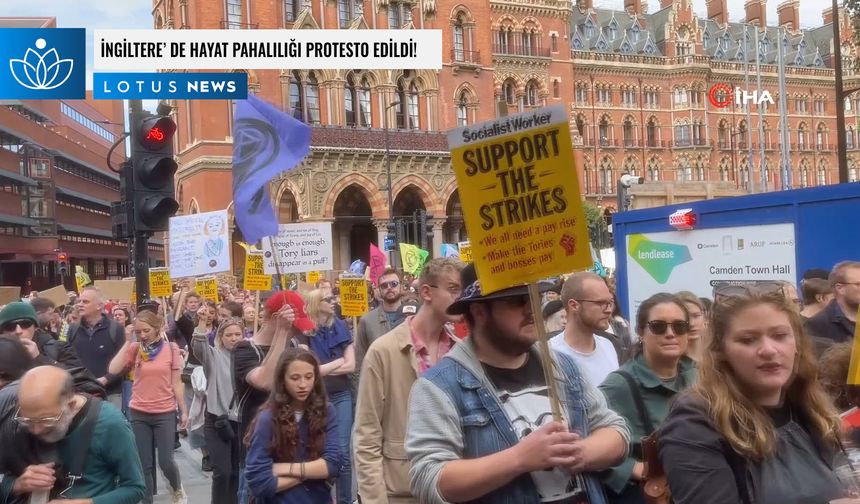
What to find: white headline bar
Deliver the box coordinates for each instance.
[93,29,442,70]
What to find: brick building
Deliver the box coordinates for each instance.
[569,0,860,209]
[0,17,165,292]
[162,0,858,271]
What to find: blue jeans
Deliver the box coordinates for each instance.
[238,466,249,504]
[121,380,132,418]
[330,389,354,504]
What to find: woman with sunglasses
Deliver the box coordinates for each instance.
[305,288,355,504]
[107,310,188,504]
[659,292,849,504]
[598,293,696,504]
[245,348,340,503]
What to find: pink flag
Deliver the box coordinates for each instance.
[369,243,388,286]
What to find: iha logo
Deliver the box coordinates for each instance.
[10,38,74,90]
[708,83,775,108]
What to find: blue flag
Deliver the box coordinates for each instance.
[349,260,367,275]
[232,94,311,244]
[441,244,459,258]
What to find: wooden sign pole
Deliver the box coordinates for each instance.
[528,283,563,422]
[267,236,286,290]
[253,290,261,337]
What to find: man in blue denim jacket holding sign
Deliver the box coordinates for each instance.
[405,269,630,504]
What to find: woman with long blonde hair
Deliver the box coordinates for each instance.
[658,291,848,504]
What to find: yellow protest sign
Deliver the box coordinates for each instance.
[847,305,860,385]
[244,253,272,291]
[447,105,592,294]
[307,271,321,286]
[149,268,173,298]
[339,276,368,317]
[197,276,219,303]
[458,240,473,263]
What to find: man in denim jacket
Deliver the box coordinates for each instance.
[405,274,630,504]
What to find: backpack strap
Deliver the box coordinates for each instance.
[616,370,655,434]
[66,397,102,481]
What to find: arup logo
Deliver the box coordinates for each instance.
[0,28,85,99]
[708,82,774,109]
[10,38,75,90]
[628,234,692,284]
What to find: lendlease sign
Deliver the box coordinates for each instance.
[708,82,774,108]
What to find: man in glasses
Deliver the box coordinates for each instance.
[406,269,629,504]
[354,258,464,504]
[550,272,621,386]
[806,261,860,345]
[356,268,407,376]
[7,366,145,504]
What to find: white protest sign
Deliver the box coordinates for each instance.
[262,222,333,274]
[625,223,797,317]
[168,209,231,278]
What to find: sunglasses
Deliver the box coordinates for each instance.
[646,320,690,336]
[380,281,400,290]
[0,319,35,332]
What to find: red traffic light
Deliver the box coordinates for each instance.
[140,116,176,150]
[57,252,68,261]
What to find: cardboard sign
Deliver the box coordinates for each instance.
[262,222,334,274]
[149,268,173,298]
[339,276,368,317]
[458,240,473,263]
[306,271,321,286]
[39,285,70,307]
[94,279,135,303]
[244,253,272,291]
[121,277,137,304]
[197,276,219,303]
[168,210,231,278]
[447,104,592,294]
[0,286,21,305]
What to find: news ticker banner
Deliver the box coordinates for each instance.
[0,27,441,100]
[93,29,441,70]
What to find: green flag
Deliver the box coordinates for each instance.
[399,243,430,275]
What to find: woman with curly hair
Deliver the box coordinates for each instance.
[245,348,340,504]
[659,292,849,503]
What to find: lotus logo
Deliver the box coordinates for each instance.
[10,38,74,91]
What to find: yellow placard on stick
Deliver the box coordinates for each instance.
[122,277,137,304]
[197,276,219,303]
[339,275,369,318]
[149,268,173,298]
[307,271,321,286]
[458,240,473,263]
[846,305,860,385]
[244,253,272,291]
[447,104,592,294]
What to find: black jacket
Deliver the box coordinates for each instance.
[67,315,126,395]
[805,299,856,344]
[32,329,106,398]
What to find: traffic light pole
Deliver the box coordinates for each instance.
[134,232,151,305]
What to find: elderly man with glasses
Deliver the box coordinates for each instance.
[3,365,144,504]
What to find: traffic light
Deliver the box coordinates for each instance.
[130,110,179,232]
[420,211,434,250]
[57,252,69,277]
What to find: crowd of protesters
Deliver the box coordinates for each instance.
[1,260,860,504]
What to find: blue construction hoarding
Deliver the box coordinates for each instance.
[612,183,860,320]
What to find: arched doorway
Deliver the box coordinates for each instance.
[278,190,299,223]
[333,185,375,270]
[444,189,466,243]
[393,185,427,247]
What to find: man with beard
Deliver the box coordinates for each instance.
[355,268,406,375]
[354,258,464,504]
[6,366,144,504]
[549,273,620,386]
[406,271,629,504]
[806,261,860,344]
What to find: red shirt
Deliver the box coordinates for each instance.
[408,316,456,374]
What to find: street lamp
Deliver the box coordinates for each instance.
[383,96,400,265]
